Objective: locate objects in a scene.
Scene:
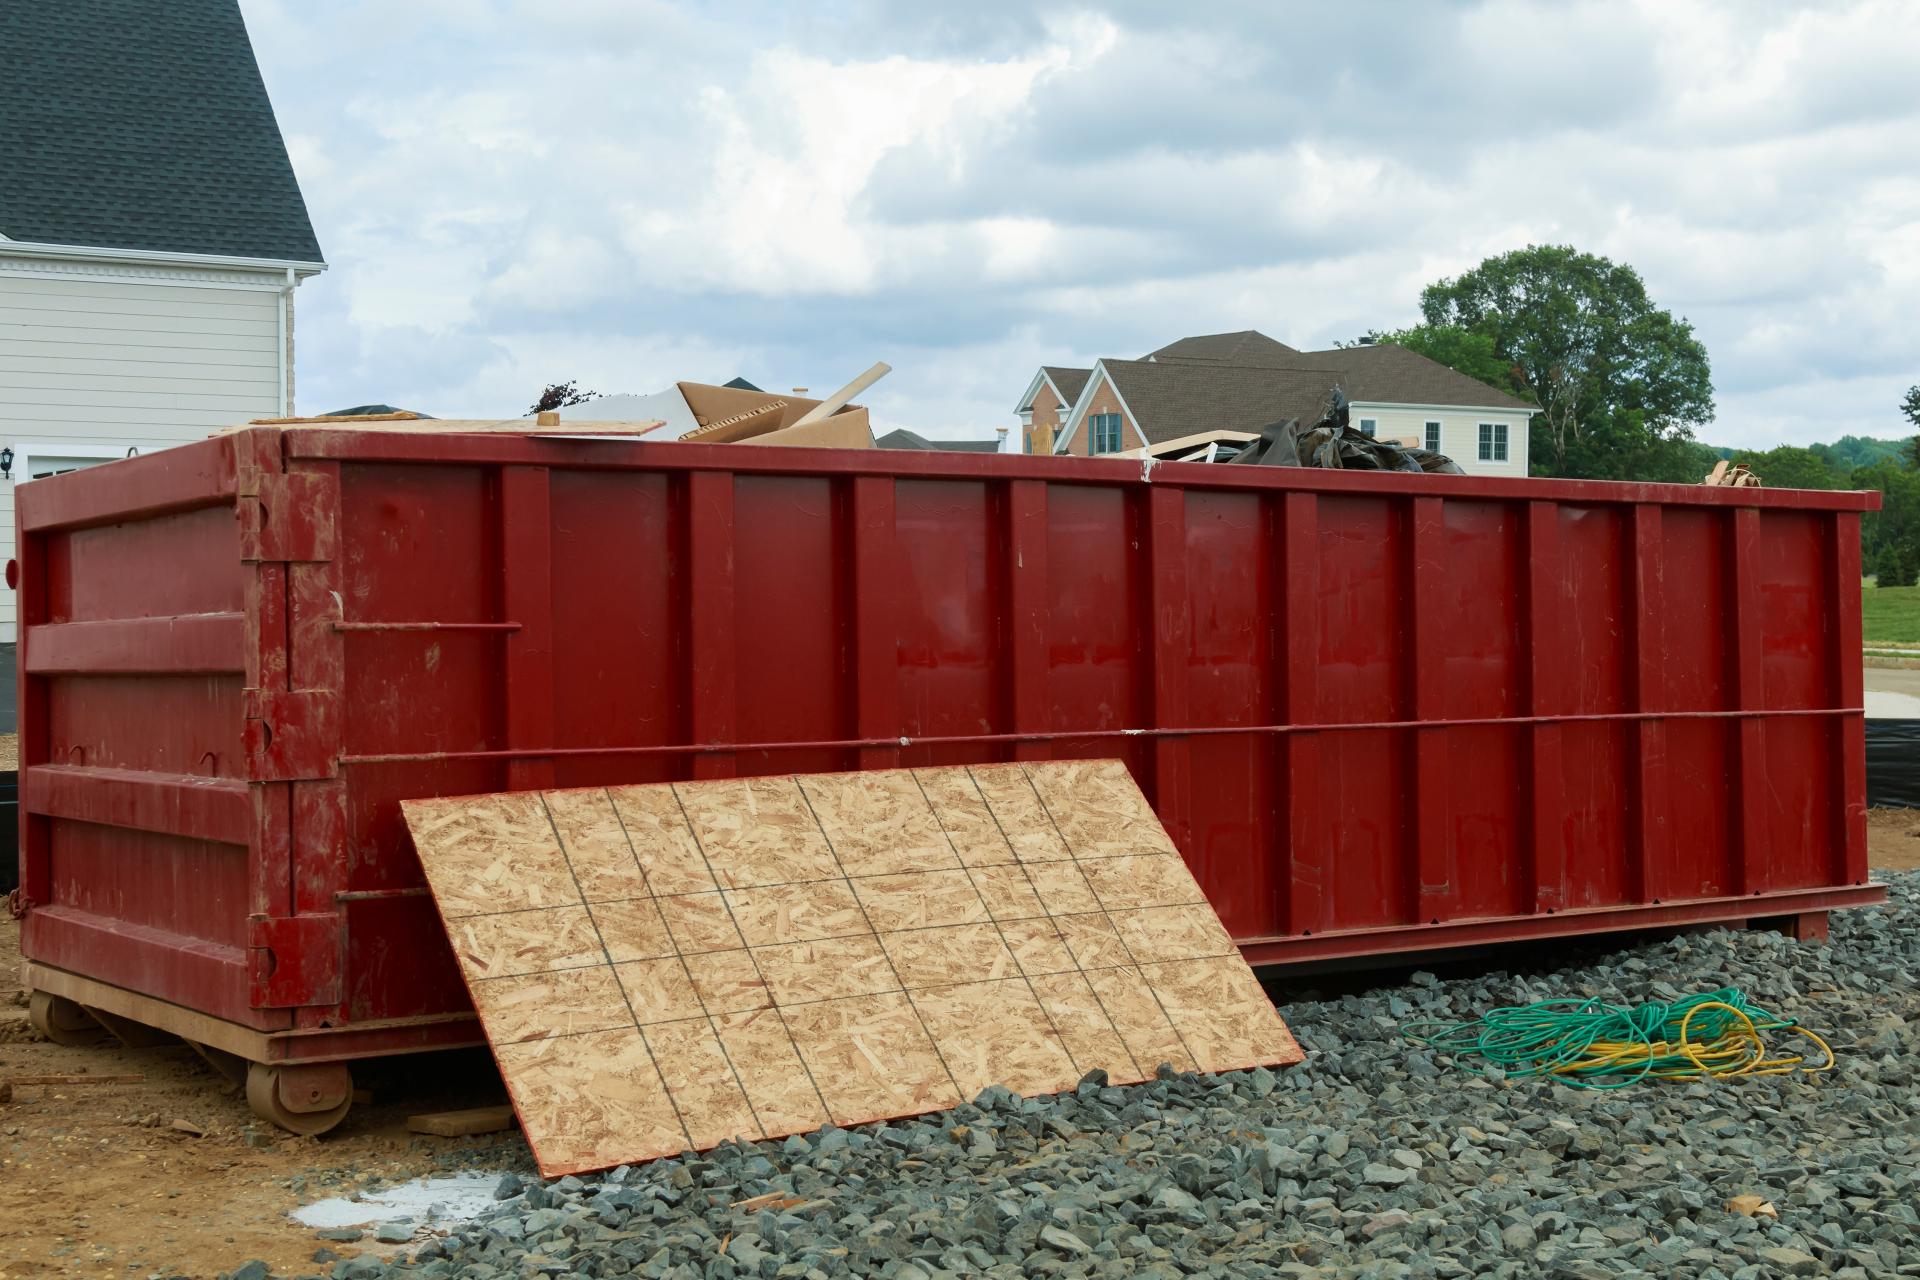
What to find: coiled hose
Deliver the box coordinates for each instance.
[1405,987,1834,1089]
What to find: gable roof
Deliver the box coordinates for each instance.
[1293,343,1534,412]
[1147,330,1300,366]
[1091,359,1346,447]
[0,0,323,263]
[875,428,1001,453]
[1041,366,1091,406]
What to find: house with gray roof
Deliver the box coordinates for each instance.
[0,0,324,640]
[1013,330,1537,475]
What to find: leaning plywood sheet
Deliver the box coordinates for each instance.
[400,759,1301,1176]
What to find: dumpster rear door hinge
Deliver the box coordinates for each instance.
[238,470,337,563]
[248,913,343,1008]
[244,688,340,780]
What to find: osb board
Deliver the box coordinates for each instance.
[400,758,1301,1177]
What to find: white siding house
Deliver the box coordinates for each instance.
[1014,331,1538,475]
[0,0,325,642]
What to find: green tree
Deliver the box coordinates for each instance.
[1729,445,1846,490]
[1374,325,1523,399]
[1902,386,1920,468]
[1856,461,1920,586]
[1419,245,1714,479]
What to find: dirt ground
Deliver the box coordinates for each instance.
[3,811,1917,1278]
[0,914,527,1279]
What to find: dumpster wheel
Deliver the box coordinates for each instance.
[245,1062,353,1136]
[28,990,107,1047]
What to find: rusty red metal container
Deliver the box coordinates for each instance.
[13,426,1884,1091]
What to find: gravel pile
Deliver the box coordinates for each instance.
[245,872,1919,1280]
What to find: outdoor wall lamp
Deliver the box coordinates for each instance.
[1,447,13,479]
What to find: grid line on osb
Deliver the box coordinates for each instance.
[401,760,1300,1177]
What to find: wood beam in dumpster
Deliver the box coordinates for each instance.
[400,759,1301,1177]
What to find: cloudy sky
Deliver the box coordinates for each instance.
[242,0,1920,448]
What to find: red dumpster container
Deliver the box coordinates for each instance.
[13,426,1884,1131]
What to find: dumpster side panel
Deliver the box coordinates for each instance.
[292,439,1877,1007]
[28,432,1872,1049]
[15,437,283,1028]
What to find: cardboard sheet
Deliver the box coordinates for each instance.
[401,759,1301,1176]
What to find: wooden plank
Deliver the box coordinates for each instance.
[786,362,890,428]
[407,1105,519,1137]
[399,762,1298,1177]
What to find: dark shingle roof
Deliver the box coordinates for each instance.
[1294,343,1534,412]
[875,429,1001,453]
[0,0,323,262]
[1147,330,1301,365]
[1041,366,1091,406]
[1081,344,1534,449]
[1098,360,1345,446]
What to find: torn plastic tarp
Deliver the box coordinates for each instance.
[1228,387,1464,474]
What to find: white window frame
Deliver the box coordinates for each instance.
[1478,422,1509,463]
[1091,412,1123,454]
[1358,417,1377,437]
[1425,420,1441,453]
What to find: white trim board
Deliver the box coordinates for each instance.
[1055,362,1150,455]
[1346,400,1537,417]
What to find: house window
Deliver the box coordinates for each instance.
[1090,412,1123,454]
[1358,418,1377,437]
[1478,422,1509,462]
[1425,421,1442,453]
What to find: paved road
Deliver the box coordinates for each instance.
[1866,664,1920,717]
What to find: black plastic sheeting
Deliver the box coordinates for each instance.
[1867,720,1920,810]
[1229,388,1465,474]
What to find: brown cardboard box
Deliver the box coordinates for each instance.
[677,382,872,449]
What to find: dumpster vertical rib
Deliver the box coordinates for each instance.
[850,475,901,770]
[1629,503,1672,904]
[1004,478,1049,763]
[288,458,349,1027]
[1146,485,1191,855]
[1729,506,1769,896]
[502,465,556,791]
[1410,496,1453,924]
[240,430,294,923]
[16,497,51,910]
[1282,491,1323,935]
[1526,501,1568,914]
[687,470,737,779]
[1832,510,1867,885]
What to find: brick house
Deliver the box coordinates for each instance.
[1013,331,1537,474]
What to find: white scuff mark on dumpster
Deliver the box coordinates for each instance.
[291,1171,507,1230]
[1140,456,1157,483]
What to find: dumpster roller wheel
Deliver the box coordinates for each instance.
[246,1061,353,1136]
[28,990,106,1047]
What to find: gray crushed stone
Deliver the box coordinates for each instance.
[244,872,1920,1280]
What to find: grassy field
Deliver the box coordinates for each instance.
[1864,583,1920,647]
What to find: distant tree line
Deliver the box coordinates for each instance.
[1361,245,1920,587]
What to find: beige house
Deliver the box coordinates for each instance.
[1015,331,1536,474]
[0,0,324,642]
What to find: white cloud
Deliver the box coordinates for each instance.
[243,0,1920,448]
